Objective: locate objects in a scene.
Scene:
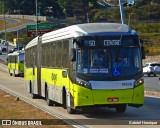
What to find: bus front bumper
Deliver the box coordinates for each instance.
[73,84,144,109]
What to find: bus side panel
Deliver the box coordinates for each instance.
[41,68,63,103]
[24,67,37,94]
[132,84,144,104]
[10,63,16,74]
[8,63,12,73]
[7,63,11,71]
[11,63,15,71]
[17,62,24,74]
[20,62,24,71]
[74,84,94,107]
[15,63,19,74]
[41,68,71,104]
[41,68,51,98]
[24,67,32,93]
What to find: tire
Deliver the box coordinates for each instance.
[66,92,76,114]
[45,88,53,106]
[31,93,37,99]
[30,82,37,99]
[9,70,12,76]
[63,89,66,109]
[115,105,127,113]
[154,66,160,75]
[13,70,17,77]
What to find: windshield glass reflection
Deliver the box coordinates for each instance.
[77,47,141,77]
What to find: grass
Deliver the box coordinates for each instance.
[0,89,73,128]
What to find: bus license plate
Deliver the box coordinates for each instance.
[108,97,119,102]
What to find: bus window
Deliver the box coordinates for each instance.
[51,42,56,67]
[91,50,108,68]
[111,47,141,76]
[42,45,46,67]
[46,43,51,67]
[77,49,109,75]
[56,41,62,68]
[62,40,69,68]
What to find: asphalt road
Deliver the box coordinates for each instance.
[0,63,160,128]
[144,76,160,91]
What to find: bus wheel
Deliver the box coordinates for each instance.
[9,70,12,76]
[30,82,37,99]
[13,70,17,77]
[45,88,53,106]
[66,93,76,114]
[115,105,126,113]
[31,93,37,99]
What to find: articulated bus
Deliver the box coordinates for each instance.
[24,23,144,114]
[7,51,25,77]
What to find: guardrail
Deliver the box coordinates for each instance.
[0,15,47,22]
[143,55,160,65]
[0,15,68,24]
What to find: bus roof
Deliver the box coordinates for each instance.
[26,23,136,49]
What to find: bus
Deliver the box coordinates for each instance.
[7,51,25,77]
[24,23,144,114]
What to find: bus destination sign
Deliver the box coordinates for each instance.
[84,40,121,47]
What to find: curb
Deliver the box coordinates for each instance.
[144,90,160,97]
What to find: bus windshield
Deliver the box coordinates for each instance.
[76,47,142,78]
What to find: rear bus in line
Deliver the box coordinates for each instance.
[7,51,25,77]
[24,23,144,114]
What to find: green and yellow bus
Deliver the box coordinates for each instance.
[24,23,144,114]
[7,51,25,77]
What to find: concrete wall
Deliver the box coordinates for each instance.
[0,15,47,21]
[143,55,160,65]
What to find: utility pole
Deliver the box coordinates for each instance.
[2,0,7,53]
[35,0,38,36]
[17,30,19,50]
[119,0,125,24]
[87,13,89,23]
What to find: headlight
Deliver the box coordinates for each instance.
[134,78,144,87]
[76,78,92,89]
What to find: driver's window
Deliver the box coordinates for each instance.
[77,49,89,70]
[91,49,108,68]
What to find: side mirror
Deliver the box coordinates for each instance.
[140,38,145,59]
[70,48,76,62]
[141,46,145,59]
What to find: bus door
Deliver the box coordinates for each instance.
[68,48,76,108]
